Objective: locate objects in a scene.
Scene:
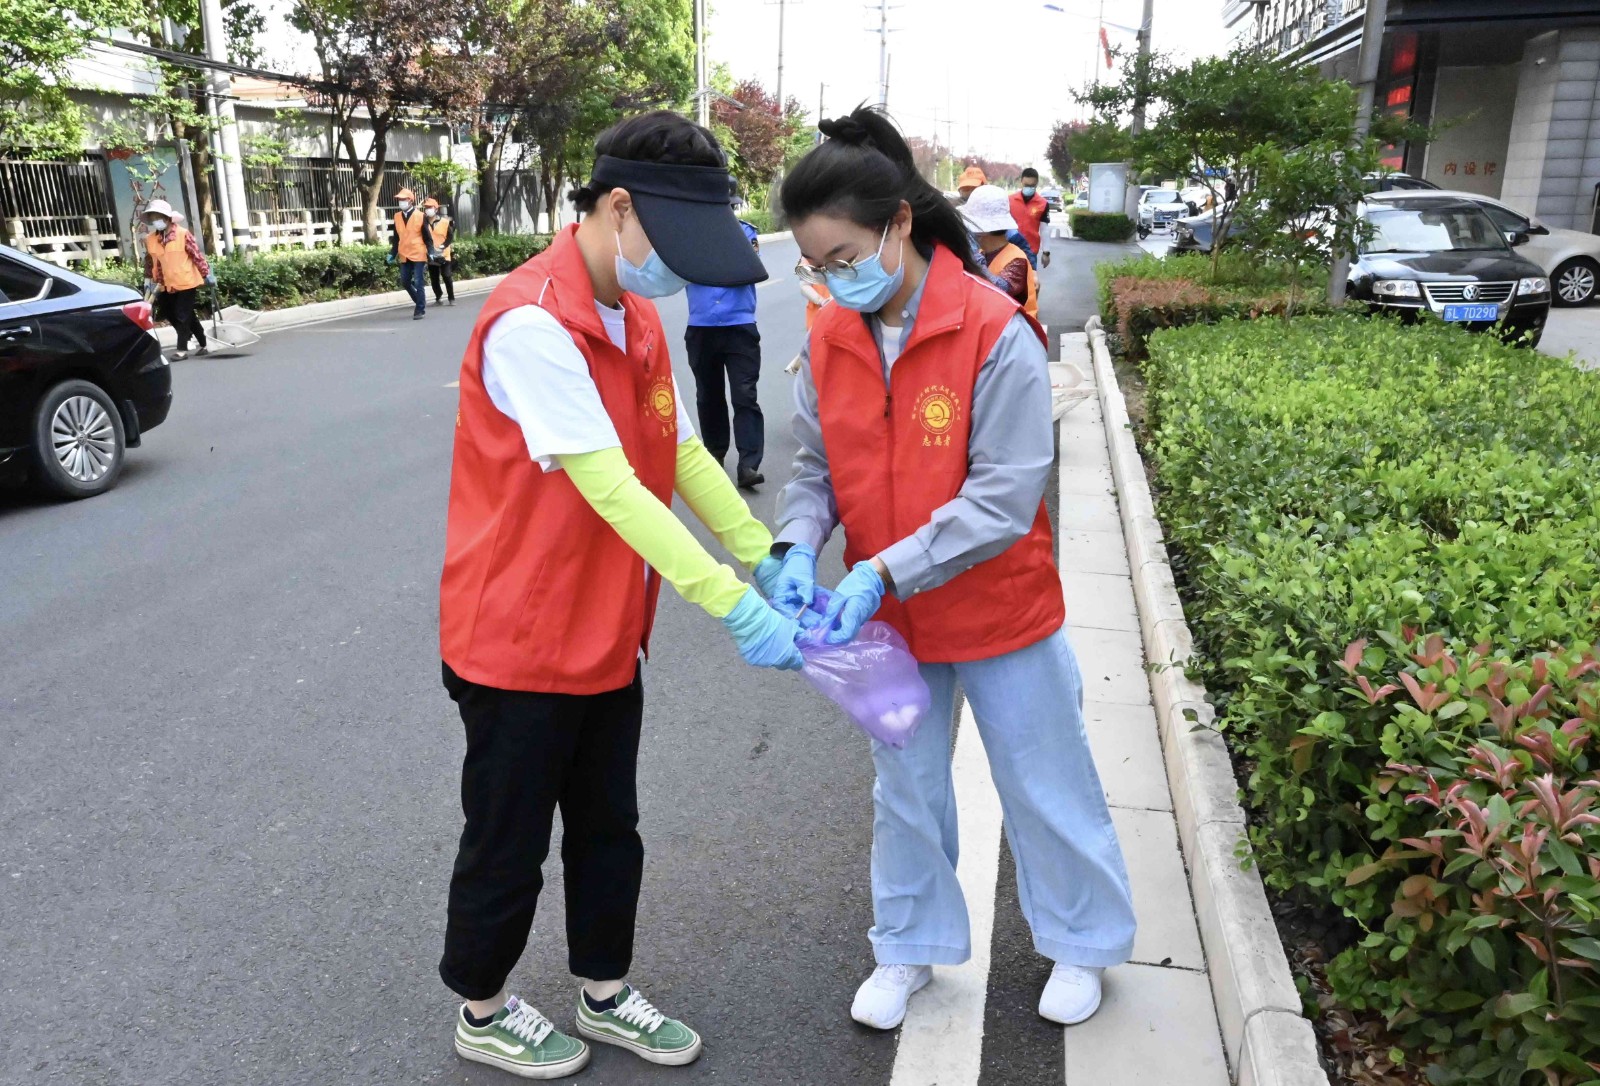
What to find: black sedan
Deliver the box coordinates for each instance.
[0,246,172,498]
[1349,195,1551,347]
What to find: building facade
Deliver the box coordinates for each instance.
[1226,0,1600,233]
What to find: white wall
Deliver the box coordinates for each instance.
[1423,65,1517,197]
[1503,28,1600,231]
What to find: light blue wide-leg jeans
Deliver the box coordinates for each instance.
[868,627,1136,968]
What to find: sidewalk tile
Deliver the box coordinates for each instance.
[1069,627,1152,706]
[1083,699,1172,812]
[1112,806,1205,970]
[1059,529,1134,578]
[1057,491,1122,534]
[1062,571,1140,632]
[1059,463,1115,496]
[1063,963,1229,1085]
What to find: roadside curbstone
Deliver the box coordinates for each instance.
[1084,316,1329,1086]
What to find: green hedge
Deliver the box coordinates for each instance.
[87,233,548,312]
[1067,209,1135,242]
[1143,314,1600,1080]
[741,208,778,234]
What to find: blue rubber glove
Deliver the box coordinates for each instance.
[142,278,156,295]
[752,555,783,600]
[821,561,886,645]
[205,271,216,286]
[771,543,817,619]
[385,253,396,266]
[721,586,804,670]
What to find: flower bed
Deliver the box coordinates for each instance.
[1140,313,1600,1082]
[88,233,550,313]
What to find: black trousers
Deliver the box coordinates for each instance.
[438,662,645,1001]
[429,261,455,302]
[159,287,207,350]
[685,323,763,473]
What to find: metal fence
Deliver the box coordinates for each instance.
[241,156,423,220]
[0,154,118,242]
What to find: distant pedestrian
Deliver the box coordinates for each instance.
[955,164,1037,268]
[388,187,429,319]
[1010,167,1052,269]
[965,184,1039,318]
[141,198,213,361]
[684,180,766,489]
[425,198,456,306]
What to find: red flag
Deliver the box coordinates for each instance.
[1100,25,1113,69]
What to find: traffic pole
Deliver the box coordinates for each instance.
[1329,0,1390,305]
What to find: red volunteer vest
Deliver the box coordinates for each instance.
[439,227,679,693]
[1010,191,1048,255]
[809,244,1065,663]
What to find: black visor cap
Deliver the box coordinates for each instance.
[590,155,768,288]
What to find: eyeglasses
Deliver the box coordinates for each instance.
[794,223,890,284]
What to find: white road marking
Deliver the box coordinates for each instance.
[444,380,459,388]
[888,697,1004,1086]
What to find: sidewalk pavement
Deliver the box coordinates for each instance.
[1541,306,1600,369]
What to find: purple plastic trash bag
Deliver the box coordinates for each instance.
[797,620,931,749]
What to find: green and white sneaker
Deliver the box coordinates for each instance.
[574,984,703,1066]
[454,995,591,1079]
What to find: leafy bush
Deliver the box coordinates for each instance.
[1096,252,1331,359]
[741,208,778,235]
[1141,314,1600,1081]
[86,232,548,313]
[1067,209,1135,242]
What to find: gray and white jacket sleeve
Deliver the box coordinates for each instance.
[774,313,1053,598]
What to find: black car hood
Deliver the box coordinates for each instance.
[1356,249,1543,281]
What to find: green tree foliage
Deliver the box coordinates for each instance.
[0,0,146,157]
[712,78,805,193]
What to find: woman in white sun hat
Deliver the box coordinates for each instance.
[962,184,1039,318]
[141,199,214,360]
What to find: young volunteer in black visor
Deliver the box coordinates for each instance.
[438,111,800,1078]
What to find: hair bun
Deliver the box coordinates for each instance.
[819,116,871,147]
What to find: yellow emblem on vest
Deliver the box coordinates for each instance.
[914,385,961,447]
[646,377,676,436]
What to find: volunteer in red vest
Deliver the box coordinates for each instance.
[771,107,1135,1032]
[140,199,213,360]
[424,197,456,306]
[1010,167,1053,269]
[438,111,798,1078]
[964,184,1039,318]
[387,187,430,319]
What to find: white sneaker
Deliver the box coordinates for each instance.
[851,964,932,1030]
[1038,964,1104,1025]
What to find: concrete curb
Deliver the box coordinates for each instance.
[756,230,793,244]
[1082,315,1329,1086]
[154,272,513,348]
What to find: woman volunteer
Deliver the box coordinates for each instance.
[438,111,800,1079]
[769,107,1136,1031]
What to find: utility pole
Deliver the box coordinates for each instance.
[818,82,826,127]
[776,0,786,117]
[1329,0,1390,305]
[694,0,709,127]
[1130,0,1155,136]
[877,0,889,108]
[199,0,251,256]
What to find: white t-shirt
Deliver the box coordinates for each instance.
[482,301,695,471]
[880,322,908,376]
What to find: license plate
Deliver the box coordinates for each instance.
[1443,303,1499,322]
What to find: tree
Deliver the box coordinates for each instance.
[293,0,476,243]
[410,154,475,209]
[1,0,146,157]
[1046,121,1082,186]
[713,78,804,193]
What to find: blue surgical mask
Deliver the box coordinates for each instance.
[615,231,688,299]
[827,225,905,313]
[1022,186,1037,198]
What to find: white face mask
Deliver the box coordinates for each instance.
[398,200,413,212]
[425,208,437,218]
[148,217,168,231]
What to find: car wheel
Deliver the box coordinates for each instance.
[1552,258,1598,307]
[30,379,126,499]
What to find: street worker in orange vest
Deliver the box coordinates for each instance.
[963,184,1039,319]
[140,198,213,360]
[437,110,798,1079]
[387,187,430,319]
[424,197,457,306]
[1010,167,1053,269]
[772,106,1135,1033]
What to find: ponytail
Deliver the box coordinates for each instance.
[780,105,986,278]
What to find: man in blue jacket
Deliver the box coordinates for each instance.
[685,181,765,489]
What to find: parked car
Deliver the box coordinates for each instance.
[1376,188,1600,307]
[1363,171,1440,193]
[0,246,172,498]
[1349,195,1550,347]
[1137,187,1189,237]
[1041,187,1065,212]
[1169,205,1243,253]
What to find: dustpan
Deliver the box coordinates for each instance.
[206,283,262,351]
[1049,359,1094,420]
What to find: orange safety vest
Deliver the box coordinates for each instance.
[145,225,203,292]
[427,215,453,261]
[393,208,429,262]
[1009,191,1048,255]
[808,243,1063,663]
[804,281,831,330]
[986,241,1038,319]
[439,226,679,694]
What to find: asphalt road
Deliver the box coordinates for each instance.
[0,228,1122,1086]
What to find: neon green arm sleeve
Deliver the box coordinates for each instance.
[554,446,749,619]
[674,436,774,570]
